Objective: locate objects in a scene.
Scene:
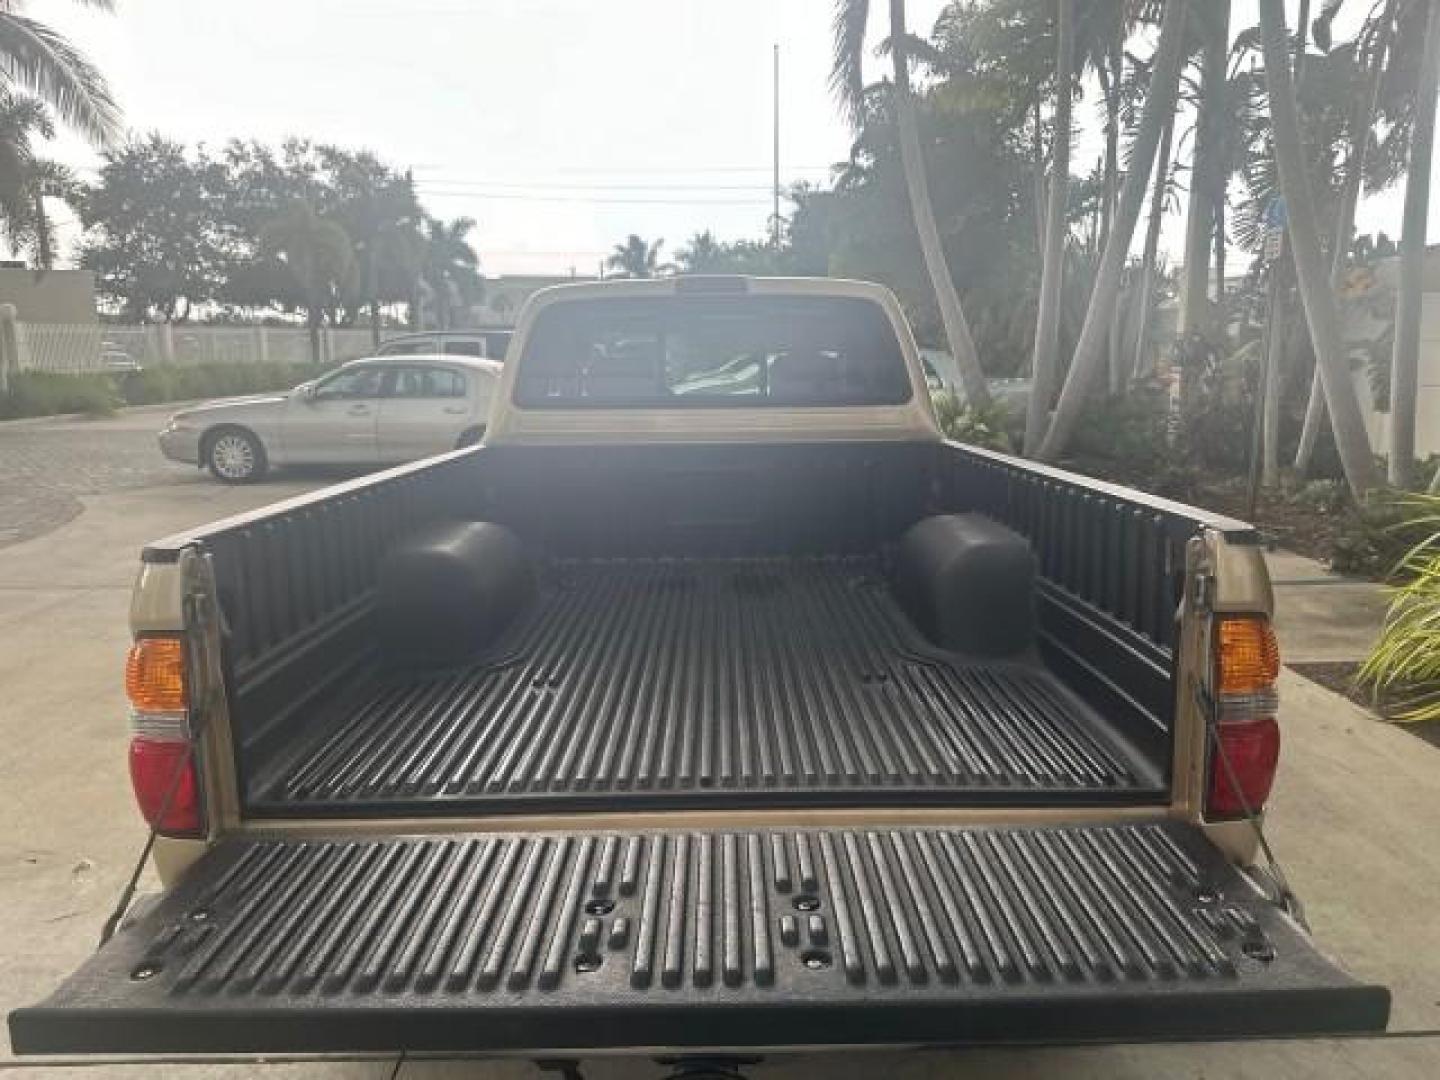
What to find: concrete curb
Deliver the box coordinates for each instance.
[0,400,206,428]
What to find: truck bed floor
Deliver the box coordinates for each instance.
[254,557,1159,813]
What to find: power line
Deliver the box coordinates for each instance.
[411,178,795,192]
[412,164,835,176]
[417,189,778,206]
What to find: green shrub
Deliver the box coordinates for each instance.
[0,371,118,419]
[1326,495,1435,578]
[1357,494,1440,722]
[1,362,333,421]
[117,361,331,408]
[931,391,1016,453]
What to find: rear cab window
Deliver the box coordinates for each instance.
[514,296,912,408]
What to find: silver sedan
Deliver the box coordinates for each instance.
[158,356,500,482]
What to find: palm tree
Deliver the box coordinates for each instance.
[832,0,991,409]
[1023,0,1075,454]
[421,216,483,329]
[676,230,724,273]
[1037,0,1190,461]
[0,0,120,145]
[1178,0,1231,337]
[0,87,47,249]
[22,157,78,269]
[1257,0,1379,499]
[606,234,665,278]
[1388,0,1440,488]
[259,203,354,365]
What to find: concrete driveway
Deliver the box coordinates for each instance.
[0,413,1437,1078]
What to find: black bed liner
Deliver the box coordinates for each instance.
[10,820,1387,1055]
[254,557,1161,815]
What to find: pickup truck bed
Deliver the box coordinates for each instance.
[256,555,1155,815]
[12,280,1389,1060]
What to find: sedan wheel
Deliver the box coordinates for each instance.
[207,429,267,483]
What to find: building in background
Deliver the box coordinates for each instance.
[0,266,97,325]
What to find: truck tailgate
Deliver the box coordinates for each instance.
[10,820,1386,1055]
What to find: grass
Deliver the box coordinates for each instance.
[0,361,334,420]
[0,371,118,419]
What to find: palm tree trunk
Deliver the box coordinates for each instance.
[1261,264,1287,487]
[307,304,322,367]
[368,245,382,350]
[1179,0,1230,337]
[1214,198,1226,300]
[1295,0,1391,475]
[889,0,991,410]
[1037,0,1189,462]
[1259,0,1380,500]
[1031,101,1047,256]
[1023,0,1075,455]
[1387,0,1440,488]
[32,188,51,271]
[1108,277,1126,394]
[1132,110,1177,379]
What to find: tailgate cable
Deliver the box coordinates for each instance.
[1192,674,1308,932]
[99,555,221,948]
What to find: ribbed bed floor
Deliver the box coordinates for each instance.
[255,557,1155,812]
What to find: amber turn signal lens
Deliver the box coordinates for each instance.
[125,637,187,713]
[1216,616,1280,695]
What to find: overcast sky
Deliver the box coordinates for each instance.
[38,0,1416,278]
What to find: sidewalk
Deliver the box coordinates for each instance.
[1266,548,1389,664]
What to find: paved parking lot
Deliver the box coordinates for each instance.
[1,412,1437,1078]
[0,407,202,548]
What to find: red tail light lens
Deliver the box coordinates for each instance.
[124,635,204,837]
[128,736,202,835]
[1206,715,1281,817]
[1206,616,1282,821]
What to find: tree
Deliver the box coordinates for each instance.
[21,158,79,269]
[606,234,665,278]
[79,136,232,320]
[1178,0,1231,337]
[1037,0,1190,461]
[259,203,354,364]
[420,216,483,329]
[1257,0,1379,500]
[832,0,992,409]
[1131,106,1178,379]
[0,88,53,262]
[0,0,119,145]
[1388,0,1440,488]
[1023,0,1074,454]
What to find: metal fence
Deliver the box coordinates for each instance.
[14,323,395,375]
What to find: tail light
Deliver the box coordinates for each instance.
[125,637,204,836]
[1206,616,1281,819]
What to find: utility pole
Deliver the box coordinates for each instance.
[772,42,781,249]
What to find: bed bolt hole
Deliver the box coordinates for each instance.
[800,950,832,970]
[792,895,821,912]
[584,899,615,916]
[130,962,161,981]
[573,953,603,973]
[1241,938,1276,963]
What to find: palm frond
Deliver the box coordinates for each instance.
[1357,494,1440,722]
[831,0,871,129]
[0,13,120,144]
